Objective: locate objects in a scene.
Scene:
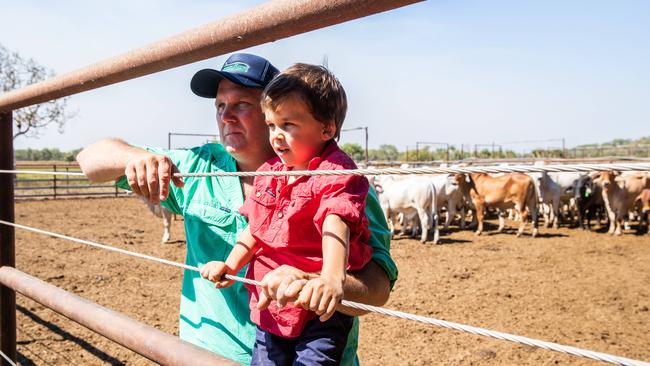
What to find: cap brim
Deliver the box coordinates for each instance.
[190,69,264,98]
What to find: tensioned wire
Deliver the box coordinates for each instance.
[1,162,650,178]
[0,350,16,366]
[1,220,648,366]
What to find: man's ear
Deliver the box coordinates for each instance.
[321,120,336,140]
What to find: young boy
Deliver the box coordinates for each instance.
[200,63,372,365]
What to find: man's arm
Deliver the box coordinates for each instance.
[77,138,145,182]
[77,138,183,204]
[257,260,390,316]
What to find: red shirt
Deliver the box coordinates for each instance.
[239,141,372,338]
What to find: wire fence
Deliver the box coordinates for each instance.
[10,163,126,199]
[1,219,648,366]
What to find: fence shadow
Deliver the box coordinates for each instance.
[17,305,125,365]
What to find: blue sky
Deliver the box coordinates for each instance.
[1,0,648,152]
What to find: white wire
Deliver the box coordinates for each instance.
[0,349,17,366]
[1,220,649,366]
[1,162,650,178]
[176,163,650,177]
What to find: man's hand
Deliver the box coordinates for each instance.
[125,153,184,204]
[297,276,344,322]
[200,261,234,288]
[256,265,317,310]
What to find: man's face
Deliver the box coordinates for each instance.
[215,79,269,158]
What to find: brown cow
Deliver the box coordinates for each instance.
[461,173,539,237]
[634,189,650,234]
[597,171,650,235]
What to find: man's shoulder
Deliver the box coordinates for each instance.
[177,143,235,171]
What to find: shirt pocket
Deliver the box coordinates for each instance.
[186,201,242,229]
[286,186,318,248]
[184,202,246,262]
[247,193,278,242]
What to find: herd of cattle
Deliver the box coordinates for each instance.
[141,164,650,244]
[369,164,650,244]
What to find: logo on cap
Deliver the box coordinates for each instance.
[222,61,250,73]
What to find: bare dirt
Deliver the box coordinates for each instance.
[11,197,650,365]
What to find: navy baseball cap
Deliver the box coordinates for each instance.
[190,53,279,98]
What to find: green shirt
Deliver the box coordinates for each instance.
[117,143,398,365]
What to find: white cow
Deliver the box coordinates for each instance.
[547,172,587,223]
[430,174,468,231]
[527,172,561,228]
[371,176,440,244]
[137,196,173,243]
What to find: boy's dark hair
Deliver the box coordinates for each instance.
[261,63,347,140]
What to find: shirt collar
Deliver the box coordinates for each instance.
[306,140,338,170]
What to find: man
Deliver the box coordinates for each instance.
[77,53,397,365]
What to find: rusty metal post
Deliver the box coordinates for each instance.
[0,267,238,366]
[0,112,16,366]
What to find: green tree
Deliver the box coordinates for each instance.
[369,144,399,161]
[340,143,365,162]
[1,43,75,139]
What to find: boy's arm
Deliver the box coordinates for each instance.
[225,227,258,273]
[295,214,349,321]
[201,227,257,287]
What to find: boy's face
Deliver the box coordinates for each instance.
[264,94,335,170]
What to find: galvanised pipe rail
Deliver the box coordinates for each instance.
[0,0,422,112]
[0,267,239,366]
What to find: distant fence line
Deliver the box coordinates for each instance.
[398,143,650,161]
[13,163,125,199]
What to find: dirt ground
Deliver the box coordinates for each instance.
[9,197,650,365]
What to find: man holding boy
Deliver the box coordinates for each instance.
[76,53,397,365]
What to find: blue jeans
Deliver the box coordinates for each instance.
[250,312,353,366]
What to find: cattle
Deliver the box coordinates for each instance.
[547,172,586,224]
[460,173,539,237]
[430,173,469,231]
[574,173,606,230]
[528,172,561,229]
[597,171,650,235]
[137,196,173,243]
[371,176,440,244]
[635,189,650,234]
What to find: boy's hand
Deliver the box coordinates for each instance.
[296,276,343,322]
[200,261,234,288]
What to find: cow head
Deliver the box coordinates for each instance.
[599,170,620,190]
[575,175,594,202]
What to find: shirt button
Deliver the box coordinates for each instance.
[255,191,261,197]
[277,212,283,218]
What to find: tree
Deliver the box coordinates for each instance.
[340,143,365,162]
[0,43,75,139]
[369,144,399,161]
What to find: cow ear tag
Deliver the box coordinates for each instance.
[584,191,590,198]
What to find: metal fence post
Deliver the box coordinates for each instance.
[53,164,57,199]
[0,112,16,366]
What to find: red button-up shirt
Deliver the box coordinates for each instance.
[239,141,372,338]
